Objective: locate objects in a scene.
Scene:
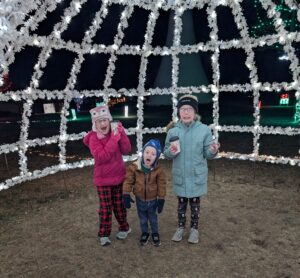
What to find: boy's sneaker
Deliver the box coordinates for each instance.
[151,233,161,247]
[99,236,111,246]
[116,227,131,240]
[140,232,150,246]
[171,227,185,242]
[188,228,199,244]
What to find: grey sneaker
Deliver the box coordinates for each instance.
[99,237,111,246]
[116,227,132,240]
[188,228,199,244]
[171,227,185,242]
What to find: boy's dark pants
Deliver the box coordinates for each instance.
[136,197,158,234]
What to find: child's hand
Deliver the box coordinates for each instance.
[170,144,179,155]
[117,122,125,133]
[110,121,119,135]
[123,194,134,209]
[111,129,121,141]
[157,199,165,214]
[209,142,220,154]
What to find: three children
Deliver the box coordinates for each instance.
[84,95,219,246]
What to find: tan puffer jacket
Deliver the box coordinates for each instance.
[123,160,166,201]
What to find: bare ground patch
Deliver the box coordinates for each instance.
[0,159,299,278]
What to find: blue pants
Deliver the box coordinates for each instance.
[136,198,158,234]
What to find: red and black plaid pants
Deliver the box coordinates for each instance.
[97,184,129,237]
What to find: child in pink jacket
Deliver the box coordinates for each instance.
[83,103,131,246]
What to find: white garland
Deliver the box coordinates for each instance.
[207,2,220,141]
[0,0,42,85]
[1,0,300,191]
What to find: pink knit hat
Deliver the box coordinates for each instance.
[89,103,113,132]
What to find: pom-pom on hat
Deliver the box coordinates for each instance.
[89,103,113,132]
[177,94,199,113]
[142,139,162,167]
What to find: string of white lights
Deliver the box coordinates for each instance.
[171,5,183,121]
[4,31,300,59]
[229,0,261,156]
[0,0,38,88]
[2,81,300,102]
[0,0,61,86]
[1,0,300,191]
[284,0,299,11]
[13,0,89,183]
[136,4,161,152]
[207,1,221,142]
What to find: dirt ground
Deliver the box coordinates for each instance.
[0,158,299,278]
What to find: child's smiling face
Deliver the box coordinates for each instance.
[95,118,110,135]
[179,104,196,124]
[143,146,157,167]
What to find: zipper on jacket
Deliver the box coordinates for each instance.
[184,129,187,196]
[144,172,151,201]
[144,174,147,200]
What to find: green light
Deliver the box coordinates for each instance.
[280,98,289,105]
[294,102,300,122]
[279,94,289,105]
[71,109,77,120]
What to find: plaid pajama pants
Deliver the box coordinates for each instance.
[97,184,129,237]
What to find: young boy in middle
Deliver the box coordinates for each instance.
[123,139,166,246]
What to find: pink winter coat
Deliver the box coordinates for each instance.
[83,128,131,187]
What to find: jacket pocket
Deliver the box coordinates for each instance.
[148,182,158,193]
[194,168,206,184]
[133,186,143,196]
[172,168,183,185]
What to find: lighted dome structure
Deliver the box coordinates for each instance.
[0,0,300,190]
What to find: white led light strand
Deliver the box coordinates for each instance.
[136,5,161,153]
[0,0,43,85]
[171,5,183,121]
[229,0,261,157]
[207,1,221,141]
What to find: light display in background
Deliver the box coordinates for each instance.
[71,109,77,120]
[279,93,290,105]
[251,0,300,37]
[108,97,127,107]
[295,102,300,122]
[73,97,83,112]
[0,0,300,191]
